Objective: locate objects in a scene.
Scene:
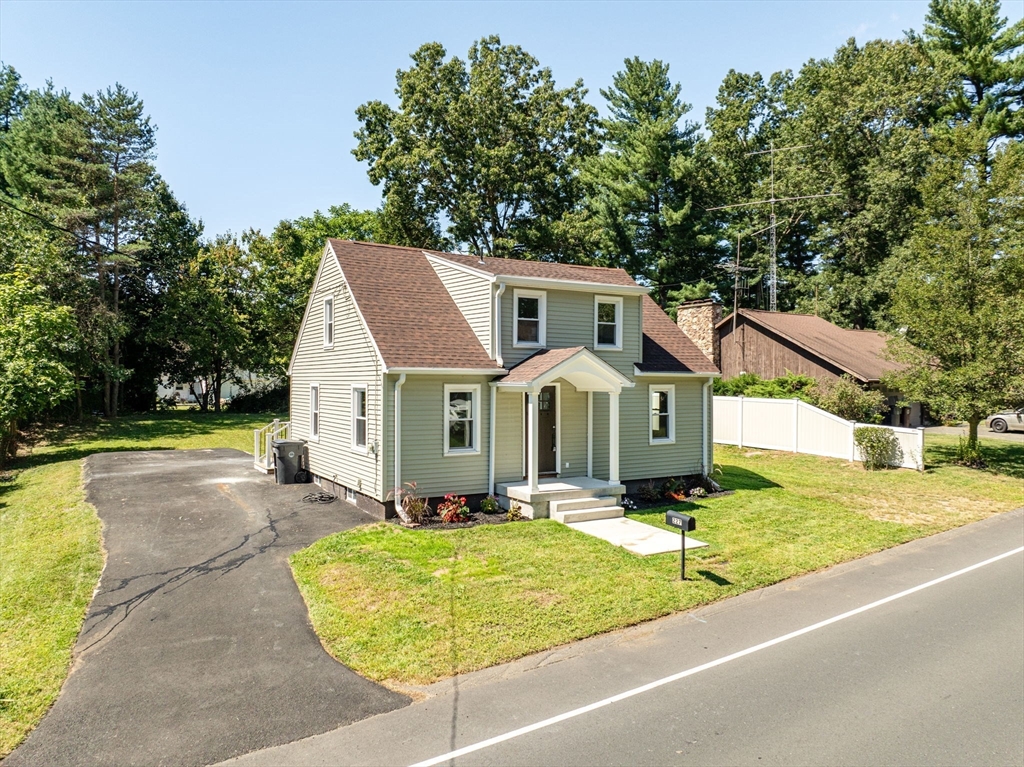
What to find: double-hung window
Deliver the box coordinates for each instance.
[310,384,320,441]
[351,385,367,451]
[444,384,480,455]
[594,295,623,350]
[514,289,546,347]
[323,297,334,347]
[649,385,675,444]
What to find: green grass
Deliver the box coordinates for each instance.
[0,410,280,757]
[292,436,1023,688]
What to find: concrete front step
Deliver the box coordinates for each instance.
[551,505,624,524]
[550,495,618,514]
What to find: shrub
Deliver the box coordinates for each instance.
[437,493,471,523]
[507,502,524,522]
[689,486,708,498]
[854,426,903,470]
[638,481,661,503]
[954,437,986,468]
[621,496,637,510]
[811,376,887,423]
[226,384,289,413]
[480,495,501,514]
[388,481,432,523]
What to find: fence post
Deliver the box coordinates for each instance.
[850,422,857,462]
[737,396,744,449]
[253,428,260,462]
[792,399,799,453]
[917,427,925,471]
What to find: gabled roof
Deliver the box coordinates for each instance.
[638,296,719,374]
[328,239,499,371]
[432,251,640,288]
[498,347,588,384]
[719,309,903,383]
[497,346,634,392]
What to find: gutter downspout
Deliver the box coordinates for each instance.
[488,383,496,497]
[494,282,506,368]
[702,377,713,476]
[394,373,406,497]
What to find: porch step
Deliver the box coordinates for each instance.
[551,504,624,524]
[550,495,618,513]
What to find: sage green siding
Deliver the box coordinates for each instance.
[429,259,493,357]
[500,288,642,372]
[289,250,385,499]
[494,389,523,483]
[620,377,706,479]
[390,374,493,498]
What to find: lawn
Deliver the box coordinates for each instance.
[0,411,280,757]
[291,436,1023,688]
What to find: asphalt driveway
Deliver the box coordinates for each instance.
[7,448,407,767]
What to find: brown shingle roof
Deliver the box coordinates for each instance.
[722,309,903,383]
[498,347,588,384]
[639,295,719,374]
[328,239,498,370]
[432,251,639,287]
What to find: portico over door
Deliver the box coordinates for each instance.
[525,386,557,475]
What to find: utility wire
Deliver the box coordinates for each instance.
[0,195,138,260]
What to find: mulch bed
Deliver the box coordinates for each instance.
[390,511,526,530]
[624,489,734,511]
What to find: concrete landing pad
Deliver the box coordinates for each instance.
[566,516,709,556]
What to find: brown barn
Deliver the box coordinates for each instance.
[675,300,923,427]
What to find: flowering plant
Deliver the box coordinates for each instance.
[689,486,708,498]
[437,493,471,523]
[480,495,501,514]
[621,497,637,510]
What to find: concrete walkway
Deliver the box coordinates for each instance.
[566,516,709,555]
[7,449,407,767]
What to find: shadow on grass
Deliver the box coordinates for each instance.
[715,464,781,492]
[926,438,1024,480]
[697,570,733,586]
[13,411,285,472]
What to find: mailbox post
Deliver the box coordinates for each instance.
[665,510,696,580]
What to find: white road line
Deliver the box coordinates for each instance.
[411,546,1024,767]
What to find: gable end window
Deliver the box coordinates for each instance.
[310,384,321,441]
[323,297,334,347]
[351,385,368,451]
[594,295,623,350]
[514,289,546,347]
[444,384,481,455]
[649,384,675,444]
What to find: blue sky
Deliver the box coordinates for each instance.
[2,1,1020,238]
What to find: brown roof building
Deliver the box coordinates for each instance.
[675,301,921,427]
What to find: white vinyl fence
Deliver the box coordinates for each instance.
[713,396,924,471]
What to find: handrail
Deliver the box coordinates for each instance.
[253,419,290,471]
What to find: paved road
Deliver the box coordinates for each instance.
[925,424,1023,443]
[224,509,1024,767]
[8,449,407,767]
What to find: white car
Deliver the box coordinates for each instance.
[987,409,1024,433]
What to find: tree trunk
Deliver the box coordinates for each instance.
[967,417,980,448]
[213,359,223,414]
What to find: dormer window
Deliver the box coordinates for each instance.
[514,289,546,347]
[594,296,623,350]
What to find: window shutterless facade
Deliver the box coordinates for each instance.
[323,297,334,347]
[594,295,623,350]
[309,384,320,441]
[513,289,546,347]
[649,384,675,444]
[351,385,367,451]
[444,384,481,455]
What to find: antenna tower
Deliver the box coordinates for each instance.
[709,142,838,312]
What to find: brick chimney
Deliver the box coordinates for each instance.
[676,298,722,368]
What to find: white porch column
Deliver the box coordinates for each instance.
[608,390,620,484]
[528,390,540,491]
[587,391,593,478]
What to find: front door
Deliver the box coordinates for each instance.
[526,386,558,475]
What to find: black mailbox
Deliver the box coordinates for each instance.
[666,510,696,532]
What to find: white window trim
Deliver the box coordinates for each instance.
[323,296,334,349]
[513,288,546,348]
[345,486,357,504]
[649,384,676,445]
[350,384,369,453]
[594,295,623,351]
[309,383,321,443]
[443,383,481,456]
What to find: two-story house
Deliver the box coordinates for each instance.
[287,239,719,520]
